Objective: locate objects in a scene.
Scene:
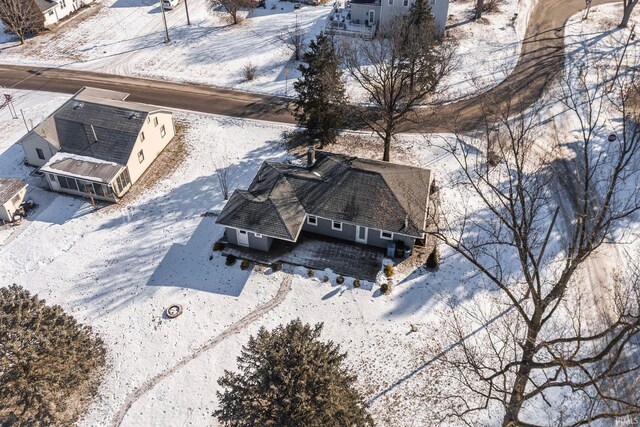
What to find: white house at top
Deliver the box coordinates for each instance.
[327,0,449,39]
[19,87,175,202]
[35,0,94,27]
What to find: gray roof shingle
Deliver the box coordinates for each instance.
[216,151,431,240]
[0,178,27,205]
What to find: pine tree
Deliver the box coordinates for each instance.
[0,284,106,426]
[293,32,347,148]
[215,319,374,427]
[408,0,435,30]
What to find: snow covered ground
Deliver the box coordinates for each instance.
[0,0,533,101]
[0,89,484,426]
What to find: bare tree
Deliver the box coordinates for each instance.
[214,153,238,200]
[210,0,253,25]
[621,0,639,28]
[0,0,44,44]
[277,19,306,61]
[342,17,452,161]
[474,0,484,20]
[431,48,640,425]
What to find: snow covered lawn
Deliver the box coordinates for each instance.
[0,0,534,101]
[0,90,486,426]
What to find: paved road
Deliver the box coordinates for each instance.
[0,0,616,130]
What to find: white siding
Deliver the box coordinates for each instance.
[20,133,59,167]
[1,187,27,222]
[125,112,175,185]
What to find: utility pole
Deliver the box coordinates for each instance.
[185,0,191,25]
[160,1,170,43]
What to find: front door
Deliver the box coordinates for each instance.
[368,10,375,25]
[356,226,368,244]
[237,229,249,247]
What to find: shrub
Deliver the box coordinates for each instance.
[307,269,315,277]
[226,255,237,266]
[384,264,394,278]
[323,275,329,283]
[336,276,344,284]
[243,62,257,81]
[380,282,390,295]
[241,260,250,270]
[271,262,282,272]
[353,279,360,288]
[213,241,226,251]
[426,248,439,269]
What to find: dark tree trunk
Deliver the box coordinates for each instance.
[383,129,392,162]
[475,0,484,20]
[620,0,638,28]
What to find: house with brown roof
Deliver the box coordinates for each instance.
[216,149,432,254]
[0,179,28,223]
[19,87,174,202]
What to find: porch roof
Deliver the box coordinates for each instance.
[41,152,124,184]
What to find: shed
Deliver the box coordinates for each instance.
[0,178,28,223]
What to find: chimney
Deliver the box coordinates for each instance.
[307,146,316,167]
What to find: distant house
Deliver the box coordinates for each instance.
[36,0,94,28]
[19,87,175,202]
[327,0,449,39]
[216,149,432,253]
[0,178,28,223]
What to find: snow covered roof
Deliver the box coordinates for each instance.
[41,153,124,184]
[216,151,432,240]
[0,178,27,205]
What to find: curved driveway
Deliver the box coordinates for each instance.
[0,0,616,131]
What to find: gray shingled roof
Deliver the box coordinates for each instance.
[52,100,149,165]
[216,151,431,240]
[35,0,58,13]
[0,178,27,205]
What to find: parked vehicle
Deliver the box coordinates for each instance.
[162,0,180,10]
[293,2,302,9]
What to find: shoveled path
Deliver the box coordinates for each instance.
[110,274,293,427]
[0,0,617,132]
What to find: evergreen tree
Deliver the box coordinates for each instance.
[293,33,347,148]
[215,319,374,427]
[0,284,106,426]
[426,247,439,269]
[408,0,435,30]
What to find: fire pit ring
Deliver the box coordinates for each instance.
[165,304,183,318]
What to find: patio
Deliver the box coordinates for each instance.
[222,232,384,281]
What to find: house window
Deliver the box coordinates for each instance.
[61,0,66,7]
[307,215,317,226]
[138,150,144,163]
[153,117,158,127]
[147,117,150,124]
[49,174,56,182]
[388,0,393,5]
[403,0,409,6]
[140,132,145,142]
[48,10,54,16]
[254,233,263,238]
[160,125,166,137]
[332,221,342,231]
[36,148,45,160]
[380,231,394,240]
[58,176,79,191]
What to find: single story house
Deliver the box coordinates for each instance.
[216,149,432,253]
[19,87,175,202]
[0,178,28,223]
[36,0,94,28]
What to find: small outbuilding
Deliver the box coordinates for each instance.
[0,178,28,223]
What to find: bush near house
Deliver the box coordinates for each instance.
[426,248,439,269]
[240,260,250,270]
[271,262,282,272]
[336,276,345,284]
[0,284,106,425]
[213,241,226,251]
[380,282,391,295]
[384,264,394,278]
[353,279,361,288]
[307,269,315,277]
[226,255,237,266]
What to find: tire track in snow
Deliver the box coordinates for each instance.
[111,273,293,426]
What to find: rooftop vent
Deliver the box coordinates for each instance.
[312,172,321,178]
[128,112,139,119]
[73,102,84,110]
